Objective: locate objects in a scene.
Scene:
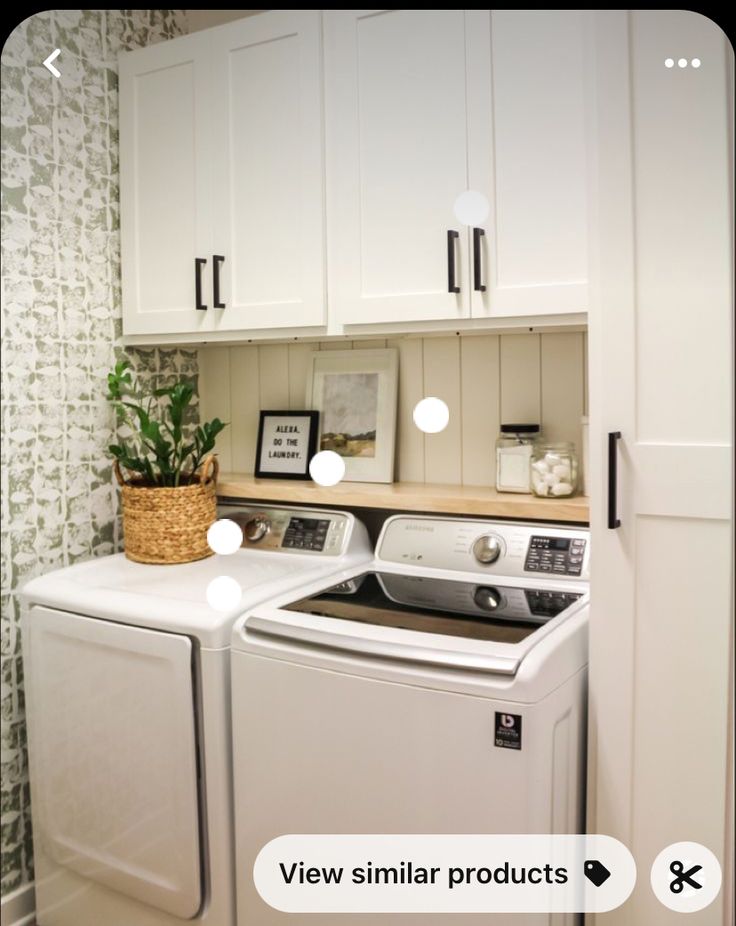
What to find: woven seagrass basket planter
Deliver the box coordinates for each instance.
[115,455,219,565]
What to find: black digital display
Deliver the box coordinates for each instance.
[550,538,570,551]
[288,518,324,531]
[530,536,570,551]
[282,517,330,551]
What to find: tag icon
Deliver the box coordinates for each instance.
[584,859,612,887]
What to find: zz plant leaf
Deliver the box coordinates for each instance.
[107,360,227,487]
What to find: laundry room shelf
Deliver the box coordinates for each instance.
[217,474,590,523]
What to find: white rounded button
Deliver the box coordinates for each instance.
[650,841,722,913]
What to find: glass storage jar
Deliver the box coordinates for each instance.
[495,424,540,493]
[530,442,578,497]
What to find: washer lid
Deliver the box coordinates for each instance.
[243,568,588,677]
[20,550,367,648]
[282,571,582,638]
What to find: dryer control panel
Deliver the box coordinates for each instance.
[217,504,352,556]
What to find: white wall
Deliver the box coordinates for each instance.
[199,331,588,484]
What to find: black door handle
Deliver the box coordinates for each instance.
[447,230,460,294]
[195,258,207,311]
[213,255,225,308]
[473,227,486,292]
[608,431,622,529]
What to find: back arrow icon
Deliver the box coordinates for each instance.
[43,49,61,78]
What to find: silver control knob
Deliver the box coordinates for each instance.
[244,516,270,543]
[474,586,502,612]
[472,534,503,565]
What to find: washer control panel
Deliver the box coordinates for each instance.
[524,536,587,576]
[217,504,351,556]
[377,516,589,581]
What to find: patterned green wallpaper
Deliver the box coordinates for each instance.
[0,10,196,894]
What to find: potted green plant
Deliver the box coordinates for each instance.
[107,359,226,564]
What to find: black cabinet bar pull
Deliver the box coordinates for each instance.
[608,431,622,529]
[213,255,225,308]
[447,229,460,294]
[473,227,486,292]
[195,258,207,311]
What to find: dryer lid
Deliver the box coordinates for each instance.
[20,549,369,648]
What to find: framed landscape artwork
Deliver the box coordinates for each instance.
[305,349,399,483]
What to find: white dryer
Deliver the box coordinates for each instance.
[20,505,371,926]
[231,515,590,926]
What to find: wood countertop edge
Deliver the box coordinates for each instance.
[217,474,590,523]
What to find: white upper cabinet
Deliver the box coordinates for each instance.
[208,12,326,332]
[119,31,216,336]
[325,10,472,326]
[468,10,588,318]
[326,9,589,328]
[120,12,325,337]
[120,9,590,341]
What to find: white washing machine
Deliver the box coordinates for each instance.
[231,515,590,926]
[20,504,371,926]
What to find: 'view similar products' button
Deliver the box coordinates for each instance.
[254,834,637,914]
[650,841,722,913]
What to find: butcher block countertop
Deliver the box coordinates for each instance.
[217,474,590,524]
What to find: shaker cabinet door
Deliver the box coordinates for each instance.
[587,12,732,925]
[467,10,589,319]
[209,10,326,332]
[119,31,216,335]
[326,10,472,326]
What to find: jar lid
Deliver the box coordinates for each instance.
[500,423,540,434]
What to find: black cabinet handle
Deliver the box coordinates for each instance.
[213,255,225,308]
[195,258,207,311]
[447,230,460,293]
[608,431,622,529]
[473,227,486,292]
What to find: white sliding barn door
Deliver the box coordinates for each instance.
[587,11,733,926]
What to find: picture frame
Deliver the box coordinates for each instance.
[305,349,399,484]
[254,410,320,480]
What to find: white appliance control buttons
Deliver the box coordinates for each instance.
[525,536,586,576]
[473,534,503,565]
[244,516,270,543]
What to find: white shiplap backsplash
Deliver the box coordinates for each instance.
[199,331,588,486]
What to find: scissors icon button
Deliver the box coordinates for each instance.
[651,842,721,912]
[669,860,703,893]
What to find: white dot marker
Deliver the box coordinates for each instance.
[413,397,450,434]
[453,190,490,226]
[206,576,242,612]
[678,58,688,68]
[665,58,675,68]
[691,58,701,68]
[207,518,243,555]
[309,450,345,487]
